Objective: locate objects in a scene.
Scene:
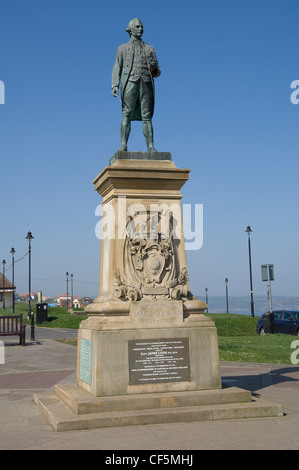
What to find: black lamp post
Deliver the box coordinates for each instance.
[225,278,229,313]
[25,231,34,340]
[66,272,69,310]
[2,259,6,311]
[205,287,208,313]
[245,226,255,317]
[70,273,73,309]
[10,248,15,313]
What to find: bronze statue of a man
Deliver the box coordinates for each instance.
[112,18,161,152]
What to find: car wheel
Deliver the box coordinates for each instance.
[259,327,266,335]
[296,329,299,336]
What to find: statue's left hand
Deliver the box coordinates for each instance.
[148,57,157,70]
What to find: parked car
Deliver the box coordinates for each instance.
[256,310,299,336]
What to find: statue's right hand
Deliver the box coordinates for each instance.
[112,87,119,97]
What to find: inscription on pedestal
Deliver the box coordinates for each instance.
[131,301,183,327]
[80,338,92,385]
[128,338,191,385]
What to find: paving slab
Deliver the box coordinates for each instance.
[0,330,298,450]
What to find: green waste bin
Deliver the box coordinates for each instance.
[36,303,48,325]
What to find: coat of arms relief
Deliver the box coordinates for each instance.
[113,207,191,301]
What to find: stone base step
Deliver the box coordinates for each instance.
[54,383,253,415]
[33,385,283,432]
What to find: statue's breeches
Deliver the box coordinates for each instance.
[122,79,154,121]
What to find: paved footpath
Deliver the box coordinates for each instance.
[0,327,299,450]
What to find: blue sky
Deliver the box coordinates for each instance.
[0,0,298,304]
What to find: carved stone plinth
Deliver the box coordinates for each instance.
[86,157,193,313]
[78,154,221,395]
[77,299,221,396]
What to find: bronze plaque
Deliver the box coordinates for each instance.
[128,338,191,385]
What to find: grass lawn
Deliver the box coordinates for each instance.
[217,335,295,364]
[207,314,296,364]
[8,302,87,329]
[1,304,297,364]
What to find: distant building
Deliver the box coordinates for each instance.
[55,294,93,309]
[42,295,55,303]
[55,293,72,308]
[0,273,16,309]
[16,292,37,301]
[71,296,85,309]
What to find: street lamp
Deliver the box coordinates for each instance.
[245,226,255,317]
[70,273,73,309]
[2,259,6,311]
[205,288,208,313]
[25,231,34,340]
[10,248,15,313]
[66,272,69,310]
[225,278,229,313]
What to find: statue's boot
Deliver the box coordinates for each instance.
[143,119,157,152]
[118,118,131,151]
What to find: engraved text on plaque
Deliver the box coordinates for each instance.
[128,338,191,385]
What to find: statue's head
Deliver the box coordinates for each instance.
[126,18,144,38]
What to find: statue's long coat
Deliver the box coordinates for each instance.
[112,40,161,121]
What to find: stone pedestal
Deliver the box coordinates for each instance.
[87,156,192,311]
[77,300,221,397]
[78,153,221,395]
[78,154,221,394]
[34,152,282,430]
